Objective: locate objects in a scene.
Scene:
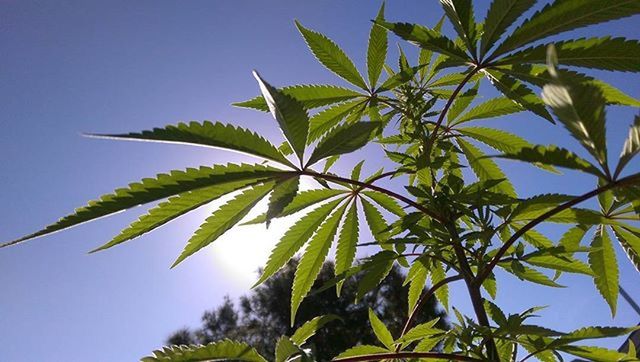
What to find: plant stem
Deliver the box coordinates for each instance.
[332,352,483,362]
[396,274,463,351]
[475,172,640,285]
[300,170,445,223]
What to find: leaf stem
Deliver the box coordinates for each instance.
[475,172,640,285]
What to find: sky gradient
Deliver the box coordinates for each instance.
[1,1,639,361]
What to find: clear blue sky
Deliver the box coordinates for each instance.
[1,1,639,361]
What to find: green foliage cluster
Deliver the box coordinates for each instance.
[4,1,640,361]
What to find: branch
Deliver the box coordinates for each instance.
[475,172,640,285]
[396,274,463,351]
[332,352,482,362]
[301,170,446,223]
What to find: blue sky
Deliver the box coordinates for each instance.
[1,1,639,361]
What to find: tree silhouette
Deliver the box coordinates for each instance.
[167,259,448,359]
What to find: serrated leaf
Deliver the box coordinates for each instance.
[172,182,274,267]
[453,97,524,125]
[615,115,640,178]
[448,81,479,122]
[253,71,309,162]
[407,259,428,313]
[334,345,390,359]
[361,198,391,248]
[440,0,477,55]
[559,345,633,362]
[542,81,608,169]
[376,65,424,92]
[560,225,590,250]
[2,163,286,249]
[93,179,261,252]
[484,69,554,123]
[367,3,387,88]
[275,336,302,362]
[524,254,593,276]
[233,84,363,111]
[362,191,405,217]
[255,199,343,286]
[266,177,300,226]
[431,260,449,310]
[89,121,295,168]
[498,145,603,177]
[396,318,442,344]
[500,37,640,72]
[308,99,366,143]
[335,201,359,296]
[484,300,507,326]
[295,21,368,90]
[141,339,267,362]
[290,314,340,345]
[291,203,347,323]
[306,122,381,166]
[589,226,619,316]
[552,326,639,348]
[356,251,397,302]
[375,21,469,62]
[612,226,640,273]
[502,260,565,287]
[458,138,516,197]
[243,189,347,225]
[368,308,395,349]
[480,0,536,56]
[490,0,640,58]
[351,160,365,182]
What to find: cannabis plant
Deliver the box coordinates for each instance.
[4,1,640,361]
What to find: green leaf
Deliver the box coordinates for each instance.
[448,81,479,122]
[490,0,640,58]
[308,99,366,143]
[361,198,390,247]
[431,260,449,310]
[306,122,380,166]
[335,201,359,296]
[255,198,343,286]
[275,336,302,362]
[367,3,387,88]
[351,160,365,182]
[588,226,619,316]
[458,138,516,197]
[396,318,442,344]
[440,0,477,55]
[552,326,639,347]
[498,145,603,177]
[484,300,507,326]
[335,345,390,359]
[615,115,640,178]
[524,254,593,276]
[407,259,428,313]
[484,69,554,123]
[233,84,363,111]
[368,308,395,349]
[495,63,640,107]
[290,314,341,345]
[480,0,536,57]
[375,21,469,62]
[2,163,285,249]
[93,179,261,252]
[243,189,347,225]
[612,226,640,273]
[377,65,424,92]
[502,260,565,287]
[141,339,267,362]
[266,177,300,226]
[291,202,347,323]
[295,21,368,90]
[542,81,608,169]
[500,37,640,72]
[356,251,397,302]
[559,345,632,362]
[89,121,295,168]
[453,97,524,124]
[362,191,405,217]
[172,182,275,267]
[559,225,590,250]
[253,71,309,162]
